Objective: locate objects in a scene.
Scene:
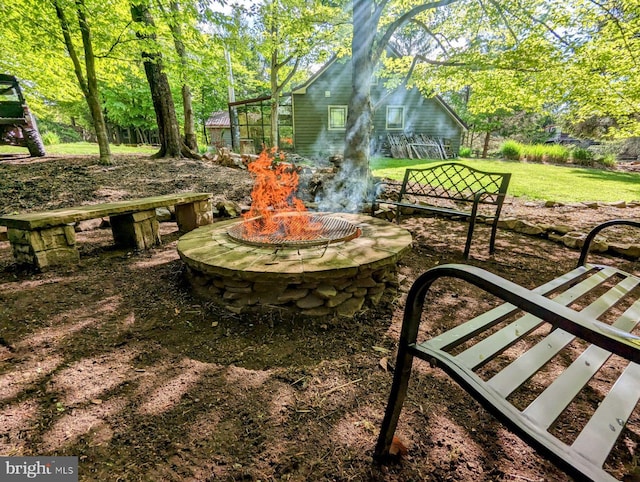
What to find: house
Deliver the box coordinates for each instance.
[224,55,467,159]
[290,56,467,159]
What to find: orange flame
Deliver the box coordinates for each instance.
[243,148,321,239]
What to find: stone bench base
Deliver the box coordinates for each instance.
[8,225,79,269]
[111,209,161,250]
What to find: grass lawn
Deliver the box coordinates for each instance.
[0,142,158,156]
[2,144,639,204]
[371,157,640,203]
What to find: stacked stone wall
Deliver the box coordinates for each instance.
[186,265,398,318]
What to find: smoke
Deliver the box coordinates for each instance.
[315,160,372,213]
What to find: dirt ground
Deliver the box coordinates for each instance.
[1,152,639,482]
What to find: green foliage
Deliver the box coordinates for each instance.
[37,119,82,143]
[370,157,640,203]
[459,146,472,157]
[600,154,617,168]
[522,144,570,164]
[499,141,570,164]
[404,0,640,139]
[571,147,592,166]
[500,140,522,160]
[40,131,60,145]
[101,74,157,130]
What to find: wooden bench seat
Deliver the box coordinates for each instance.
[0,192,213,269]
[371,162,511,258]
[375,219,640,481]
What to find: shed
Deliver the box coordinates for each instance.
[291,56,467,159]
[205,111,232,147]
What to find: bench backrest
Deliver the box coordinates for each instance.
[400,162,511,205]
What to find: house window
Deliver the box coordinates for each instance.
[386,106,404,130]
[328,105,347,130]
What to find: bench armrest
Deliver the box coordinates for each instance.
[404,263,640,364]
[578,219,640,266]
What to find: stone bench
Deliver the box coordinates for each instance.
[0,193,213,269]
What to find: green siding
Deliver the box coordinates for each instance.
[292,57,464,158]
[293,59,352,158]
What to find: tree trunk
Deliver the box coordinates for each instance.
[131,3,198,159]
[343,0,375,176]
[54,0,111,165]
[482,130,491,158]
[76,0,111,165]
[182,84,197,150]
[168,1,198,152]
[270,50,279,150]
[315,0,377,212]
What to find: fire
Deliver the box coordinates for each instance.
[243,148,321,239]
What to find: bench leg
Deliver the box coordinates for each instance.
[463,218,475,259]
[110,209,161,249]
[7,225,79,269]
[488,219,499,255]
[174,199,213,232]
[374,347,416,462]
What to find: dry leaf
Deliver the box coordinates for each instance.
[389,436,408,458]
[372,346,390,354]
[379,357,389,371]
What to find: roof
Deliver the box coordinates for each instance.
[205,111,230,128]
[291,55,339,95]
[433,95,468,131]
[0,74,18,83]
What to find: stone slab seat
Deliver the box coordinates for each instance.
[375,219,640,482]
[0,192,213,269]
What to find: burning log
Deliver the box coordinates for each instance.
[242,148,322,239]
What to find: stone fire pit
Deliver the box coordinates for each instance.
[177,213,412,317]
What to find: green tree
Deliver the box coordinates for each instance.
[321,0,459,209]
[252,0,347,148]
[131,2,200,158]
[404,0,639,140]
[54,0,112,164]
[156,0,199,151]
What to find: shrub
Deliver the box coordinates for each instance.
[459,146,472,158]
[516,143,569,163]
[37,119,83,143]
[600,153,617,168]
[523,144,546,162]
[571,147,593,166]
[41,131,60,146]
[543,144,570,163]
[500,140,522,160]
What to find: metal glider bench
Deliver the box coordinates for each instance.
[375,219,640,481]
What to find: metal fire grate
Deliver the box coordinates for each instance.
[227,213,360,247]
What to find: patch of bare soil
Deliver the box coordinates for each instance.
[1,153,639,481]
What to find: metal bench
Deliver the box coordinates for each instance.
[375,219,640,481]
[0,193,213,269]
[371,162,511,258]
